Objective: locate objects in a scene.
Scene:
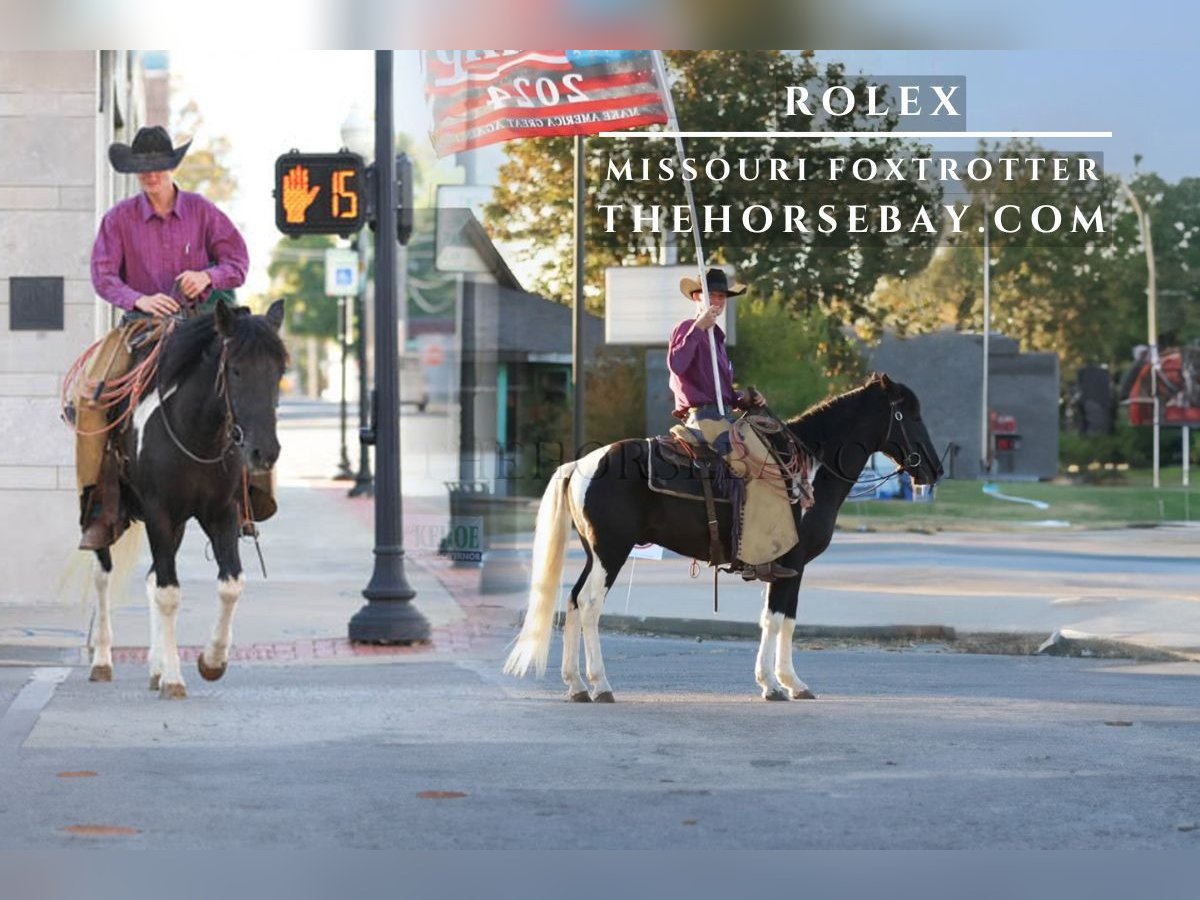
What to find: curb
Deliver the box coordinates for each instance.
[591,616,1196,662]
[597,615,955,644]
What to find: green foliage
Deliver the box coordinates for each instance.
[1060,421,1200,471]
[729,296,861,417]
[266,234,338,338]
[584,346,647,446]
[871,143,1200,378]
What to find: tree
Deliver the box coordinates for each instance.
[870,142,1200,376]
[172,99,237,203]
[266,234,338,338]
[484,51,942,337]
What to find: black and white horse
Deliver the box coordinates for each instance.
[504,373,943,701]
[87,301,287,698]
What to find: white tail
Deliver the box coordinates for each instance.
[503,461,578,678]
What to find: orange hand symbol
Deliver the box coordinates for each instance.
[282,165,320,224]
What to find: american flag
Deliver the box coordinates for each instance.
[424,50,668,157]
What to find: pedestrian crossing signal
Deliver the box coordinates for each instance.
[274,152,366,236]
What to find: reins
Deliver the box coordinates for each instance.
[156,336,242,466]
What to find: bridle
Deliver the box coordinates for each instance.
[157,335,244,466]
[811,395,935,494]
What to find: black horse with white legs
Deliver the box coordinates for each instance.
[86,301,287,698]
[504,373,943,701]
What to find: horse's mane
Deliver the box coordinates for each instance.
[158,308,288,390]
[783,379,886,449]
[787,380,877,426]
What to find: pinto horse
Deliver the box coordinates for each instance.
[504,373,943,701]
[86,300,287,698]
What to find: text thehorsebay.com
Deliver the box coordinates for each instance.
[597,80,1108,242]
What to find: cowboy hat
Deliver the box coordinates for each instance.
[108,126,192,174]
[679,267,747,300]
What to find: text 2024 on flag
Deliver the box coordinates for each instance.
[424,50,668,156]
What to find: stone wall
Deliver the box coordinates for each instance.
[0,51,145,604]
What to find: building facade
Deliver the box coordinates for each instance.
[870,330,1060,480]
[0,51,155,604]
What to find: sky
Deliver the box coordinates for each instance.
[167,49,1200,297]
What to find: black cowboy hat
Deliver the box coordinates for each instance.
[679,267,747,300]
[108,126,192,174]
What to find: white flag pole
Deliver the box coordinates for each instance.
[652,51,725,416]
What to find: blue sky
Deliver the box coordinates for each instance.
[817,50,1200,180]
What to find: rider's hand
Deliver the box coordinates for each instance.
[694,304,720,331]
[282,164,320,224]
[134,293,180,317]
[178,269,212,299]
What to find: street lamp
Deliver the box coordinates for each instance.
[1117,176,1162,489]
[342,105,375,498]
[348,51,430,644]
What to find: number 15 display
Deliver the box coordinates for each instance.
[274,152,366,236]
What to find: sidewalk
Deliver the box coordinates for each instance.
[0,482,477,667]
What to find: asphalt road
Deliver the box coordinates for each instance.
[3,636,1199,849]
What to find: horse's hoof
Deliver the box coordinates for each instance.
[197,654,227,682]
[762,688,788,701]
[569,690,592,703]
[148,674,161,691]
[790,688,817,700]
[88,665,113,682]
[593,691,615,703]
[159,682,187,700]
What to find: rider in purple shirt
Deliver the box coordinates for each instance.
[91,188,248,313]
[668,268,764,418]
[74,127,251,550]
[666,267,797,583]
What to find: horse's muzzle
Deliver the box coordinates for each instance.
[248,444,279,473]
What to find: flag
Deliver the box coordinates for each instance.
[424,50,668,157]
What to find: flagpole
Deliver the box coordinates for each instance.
[572,134,586,459]
[652,51,725,416]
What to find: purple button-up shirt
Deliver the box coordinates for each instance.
[90,188,249,311]
[667,317,744,415]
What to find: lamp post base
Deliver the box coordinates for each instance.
[348,598,430,644]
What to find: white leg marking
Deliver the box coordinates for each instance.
[774,616,811,699]
[89,564,113,677]
[146,574,163,687]
[568,445,616,699]
[203,574,244,668]
[560,604,588,697]
[154,583,185,697]
[579,565,613,698]
[755,606,785,699]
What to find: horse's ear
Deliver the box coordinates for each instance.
[214,299,235,337]
[879,372,893,389]
[265,299,285,332]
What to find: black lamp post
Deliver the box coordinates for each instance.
[348,51,430,644]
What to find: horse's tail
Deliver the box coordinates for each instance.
[108,521,145,595]
[503,460,578,678]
